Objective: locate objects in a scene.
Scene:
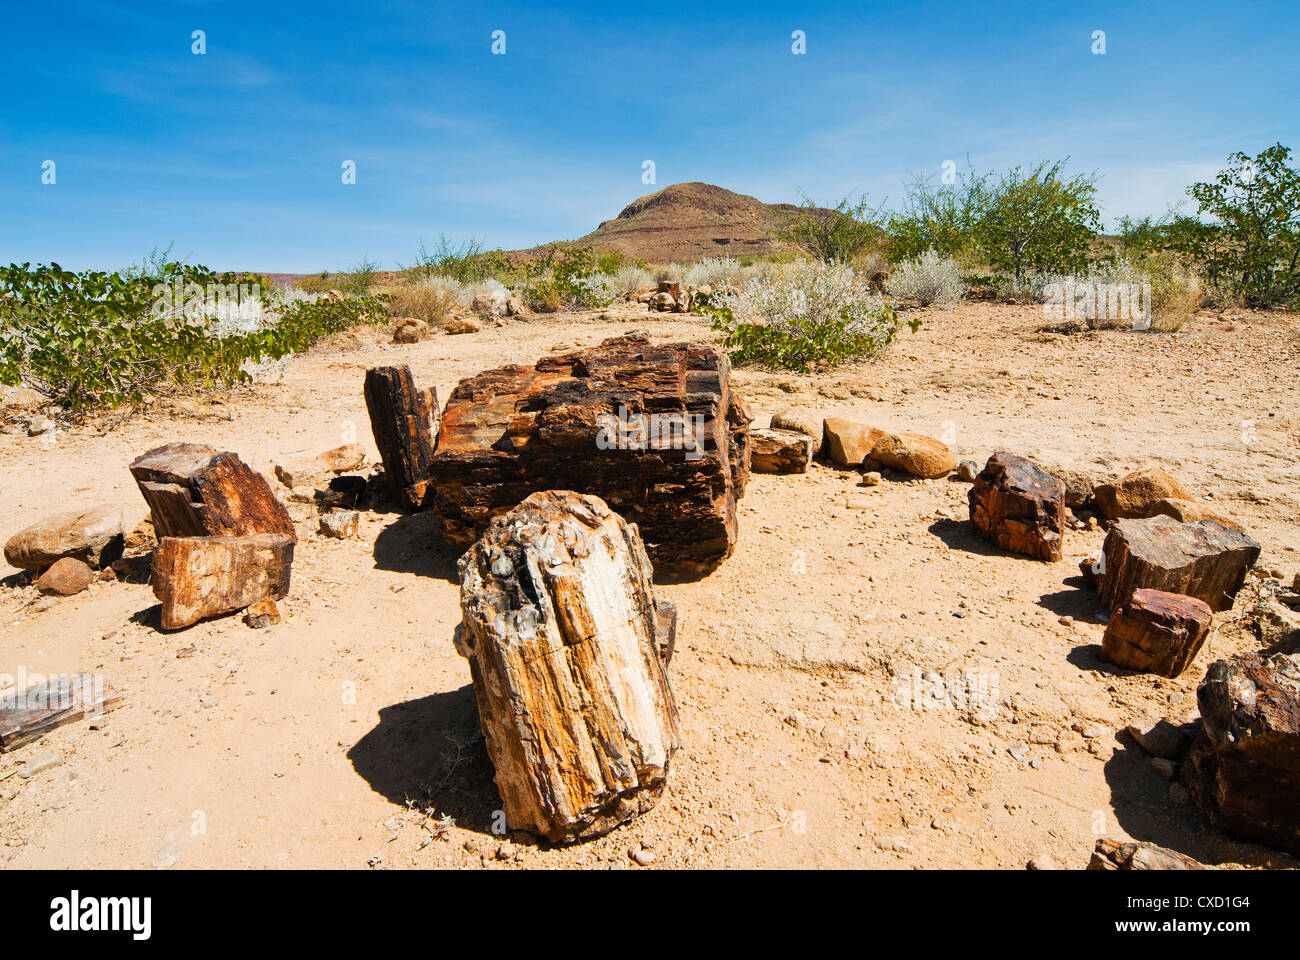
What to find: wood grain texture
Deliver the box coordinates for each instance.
[750,427,813,474]
[0,673,123,753]
[455,490,682,844]
[129,443,295,541]
[968,451,1066,562]
[1096,515,1260,612]
[429,333,751,576]
[151,533,294,630]
[363,365,439,510]
[1101,588,1213,677]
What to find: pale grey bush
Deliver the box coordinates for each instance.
[888,250,967,306]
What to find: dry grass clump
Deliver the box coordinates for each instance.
[381,277,463,325]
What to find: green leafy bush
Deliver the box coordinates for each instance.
[0,260,388,412]
[522,245,610,311]
[406,235,515,285]
[782,193,884,263]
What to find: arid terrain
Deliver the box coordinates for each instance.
[1,301,1297,870]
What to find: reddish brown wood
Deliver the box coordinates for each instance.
[151,533,295,630]
[1101,588,1213,677]
[968,451,1066,561]
[363,365,440,510]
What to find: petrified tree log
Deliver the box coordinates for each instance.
[1101,588,1213,677]
[1096,515,1260,612]
[0,673,123,753]
[152,533,295,630]
[363,365,440,510]
[428,333,751,575]
[750,427,814,474]
[1086,838,1205,870]
[129,443,295,541]
[1182,652,1300,856]
[968,451,1066,561]
[454,490,682,844]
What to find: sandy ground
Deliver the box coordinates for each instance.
[1,302,1297,870]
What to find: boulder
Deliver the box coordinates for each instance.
[771,409,823,449]
[4,504,130,570]
[445,317,481,334]
[35,558,94,596]
[1042,466,1096,510]
[967,451,1066,561]
[1102,589,1213,677]
[750,427,813,474]
[392,317,429,343]
[822,418,885,467]
[317,444,366,474]
[1095,468,1194,520]
[871,432,956,479]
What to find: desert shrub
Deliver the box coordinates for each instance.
[887,164,990,264]
[384,276,464,324]
[1065,256,1201,332]
[683,257,742,288]
[888,250,967,306]
[340,257,381,294]
[406,235,515,285]
[522,245,609,311]
[582,264,654,301]
[782,193,884,263]
[709,260,904,372]
[993,272,1061,303]
[0,260,388,412]
[593,248,642,275]
[294,271,339,295]
[977,160,1101,280]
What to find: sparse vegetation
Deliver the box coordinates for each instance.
[522,245,610,311]
[782,193,883,263]
[888,250,967,307]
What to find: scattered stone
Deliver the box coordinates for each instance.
[325,475,368,509]
[871,432,956,479]
[363,365,440,511]
[749,427,813,474]
[109,553,152,584]
[317,444,366,474]
[1041,466,1096,510]
[1102,589,1213,677]
[859,471,882,487]
[1087,838,1205,870]
[1125,719,1192,760]
[1253,599,1300,651]
[444,317,481,334]
[874,836,911,853]
[1095,468,1194,520]
[122,516,156,553]
[822,418,885,467]
[4,504,131,570]
[629,847,655,866]
[454,491,681,843]
[1096,516,1260,612]
[1027,853,1060,870]
[26,416,56,437]
[151,533,295,630]
[242,598,281,629]
[392,317,429,343]
[318,511,361,539]
[1150,757,1176,778]
[274,458,329,489]
[968,451,1066,562]
[770,409,823,448]
[956,460,978,482]
[0,673,123,752]
[17,751,62,778]
[1182,651,1300,855]
[35,557,94,597]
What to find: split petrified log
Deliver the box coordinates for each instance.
[1182,652,1300,856]
[968,451,1066,561]
[129,443,295,541]
[363,365,440,510]
[1086,838,1206,870]
[428,333,751,575]
[1096,515,1260,612]
[151,533,294,630]
[0,673,123,753]
[750,427,813,474]
[1101,588,1213,677]
[454,490,682,843]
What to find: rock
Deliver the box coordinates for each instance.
[110,553,152,584]
[871,432,956,479]
[392,317,429,343]
[427,334,751,576]
[274,458,330,489]
[1086,838,1205,870]
[1145,497,1244,532]
[122,516,156,553]
[1125,719,1193,760]
[956,460,978,482]
[241,598,281,629]
[1096,516,1260,612]
[129,443,296,542]
[317,444,366,474]
[17,751,63,778]
[323,475,368,509]
[151,533,295,630]
[1095,468,1194,520]
[1182,651,1300,855]
[445,317,481,334]
[363,366,440,511]
[874,836,910,853]
[822,418,886,467]
[1253,599,1300,651]
[1027,854,1060,870]
[35,558,94,596]
[770,409,823,449]
[749,427,813,474]
[967,451,1067,562]
[629,848,655,866]
[454,491,681,844]
[26,416,56,437]
[1102,589,1214,677]
[1042,466,1096,510]
[4,504,130,570]
[860,471,882,487]
[505,295,525,317]
[471,291,506,317]
[318,511,361,539]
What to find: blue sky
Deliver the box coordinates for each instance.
[3,0,1297,272]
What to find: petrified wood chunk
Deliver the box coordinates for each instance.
[454,491,682,843]
[1101,588,1213,677]
[750,427,813,474]
[129,443,295,542]
[428,334,751,575]
[152,533,294,630]
[363,365,440,510]
[1086,838,1205,870]
[1096,515,1260,612]
[1182,652,1300,856]
[0,673,123,753]
[968,451,1066,561]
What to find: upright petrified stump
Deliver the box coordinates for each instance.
[1182,652,1300,856]
[454,491,682,844]
[1096,515,1260,612]
[1101,588,1213,677]
[129,443,295,541]
[968,451,1066,561]
[363,365,440,510]
[152,533,295,630]
[428,334,751,575]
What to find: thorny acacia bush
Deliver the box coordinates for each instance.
[888,250,967,306]
[0,261,389,412]
[709,260,907,373]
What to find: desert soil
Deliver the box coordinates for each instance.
[1,302,1297,870]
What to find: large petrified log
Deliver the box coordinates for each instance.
[1182,652,1300,856]
[1096,515,1259,612]
[152,533,295,630]
[1101,588,1214,677]
[129,443,295,541]
[428,333,751,574]
[363,365,440,509]
[454,490,682,843]
[968,451,1066,561]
